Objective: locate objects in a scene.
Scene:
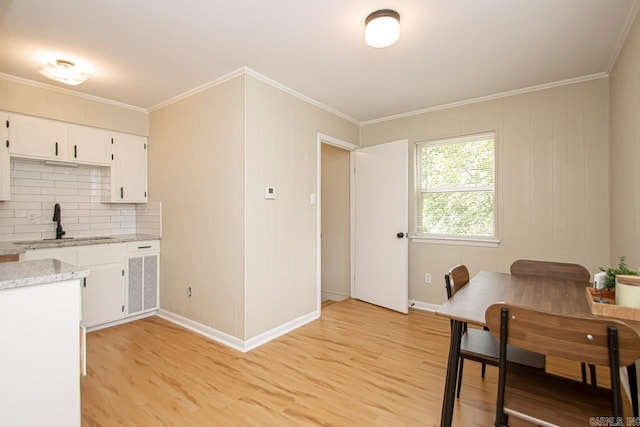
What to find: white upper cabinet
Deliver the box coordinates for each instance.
[0,112,10,201]
[109,132,147,203]
[8,113,67,160]
[67,124,113,166]
[8,113,113,166]
[2,112,148,204]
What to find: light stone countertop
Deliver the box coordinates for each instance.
[0,241,23,256]
[3,234,160,253]
[0,259,89,291]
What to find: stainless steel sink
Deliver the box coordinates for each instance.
[13,236,115,245]
[48,237,115,242]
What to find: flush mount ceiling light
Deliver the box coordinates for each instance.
[39,59,90,86]
[365,9,400,48]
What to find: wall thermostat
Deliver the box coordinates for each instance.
[265,186,276,200]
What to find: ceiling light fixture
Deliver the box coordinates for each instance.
[365,9,400,48]
[39,59,90,86]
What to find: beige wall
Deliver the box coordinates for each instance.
[0,76,148,135]
[148,76,245,338]
[611,11,640,269]
[244,75,358,339]
[149,73,358,341]
[361,78,610,305]
[321,143,351,301]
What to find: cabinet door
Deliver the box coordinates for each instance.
[126,253,158,315]
[8,114,67,160]
[112,133,147,203]
[81,264,124,327]
[67,124,112,166]
[0,112,10,200]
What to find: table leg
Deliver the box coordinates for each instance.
[441,319,463,427]
[628,362,638,417]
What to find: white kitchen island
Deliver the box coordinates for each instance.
[0,259,88,427]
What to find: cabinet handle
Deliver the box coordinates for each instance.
[55,142,58,156]
[74,145,77,158]
[120,187,124,199]
[83,277,87,288]
[138,245,152,249]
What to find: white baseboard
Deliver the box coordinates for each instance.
[156,309,246,352]
[321,289,349,301]
[243,310,319,352]
[157,308,320,353]
[408,300,441,312]
[85,310,157,332]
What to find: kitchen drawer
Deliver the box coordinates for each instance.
[126,240,159,253]
[77,243,124,266]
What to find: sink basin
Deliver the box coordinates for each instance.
[46,237,115,242]
[13,236,115,245]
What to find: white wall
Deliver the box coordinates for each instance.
[148,75,246,338]
[0,75,148,136]
[611,11,640,268]
[361,78,610,305]
[243,75,358,339]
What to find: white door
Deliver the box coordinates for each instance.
[354,139,408,313]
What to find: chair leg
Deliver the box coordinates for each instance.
[456,358,465,399]
[581,362,587,383]
[589,364,597,387]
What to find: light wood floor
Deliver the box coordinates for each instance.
[81,299,627,426]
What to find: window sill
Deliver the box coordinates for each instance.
[410,236,500,248]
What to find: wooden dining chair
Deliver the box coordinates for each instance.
[509,259,595,385]
[486,303,640,427]
[445,265,545,398]
[509,259,590,282]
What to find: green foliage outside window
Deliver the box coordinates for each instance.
[416,135,495,238]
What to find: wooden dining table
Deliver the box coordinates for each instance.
[435,270,640,427]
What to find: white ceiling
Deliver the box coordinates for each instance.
[0,0,638,123]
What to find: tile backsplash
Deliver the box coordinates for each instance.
[0,159,161,241]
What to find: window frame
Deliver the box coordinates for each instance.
[412,131,499,247]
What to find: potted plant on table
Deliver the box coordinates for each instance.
[601,256,640,307]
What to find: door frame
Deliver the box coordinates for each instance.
[316,133,358,312]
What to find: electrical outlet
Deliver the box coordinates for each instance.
[187,287,192,297]
[425,273,432,284]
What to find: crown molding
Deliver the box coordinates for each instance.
[148,68,246,112]
[0,72,148,113]
[241,67,360,125]
[149,66,360,125]
[607,0,640,74]
[360,72,609,126]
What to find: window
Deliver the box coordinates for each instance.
[415,132,496,242]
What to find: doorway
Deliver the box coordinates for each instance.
[321,143,351,303]
[317,133,358,310]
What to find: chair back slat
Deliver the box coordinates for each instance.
[485,303,640,366]
[510,259,590,282]
[445,264,470,299]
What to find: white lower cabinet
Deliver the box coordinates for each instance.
[21,240,160,328]
[125,240,159,315]
[0,279,82,427]
[78,244,125,327]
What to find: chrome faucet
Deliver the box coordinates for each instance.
[52,203,65,239]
